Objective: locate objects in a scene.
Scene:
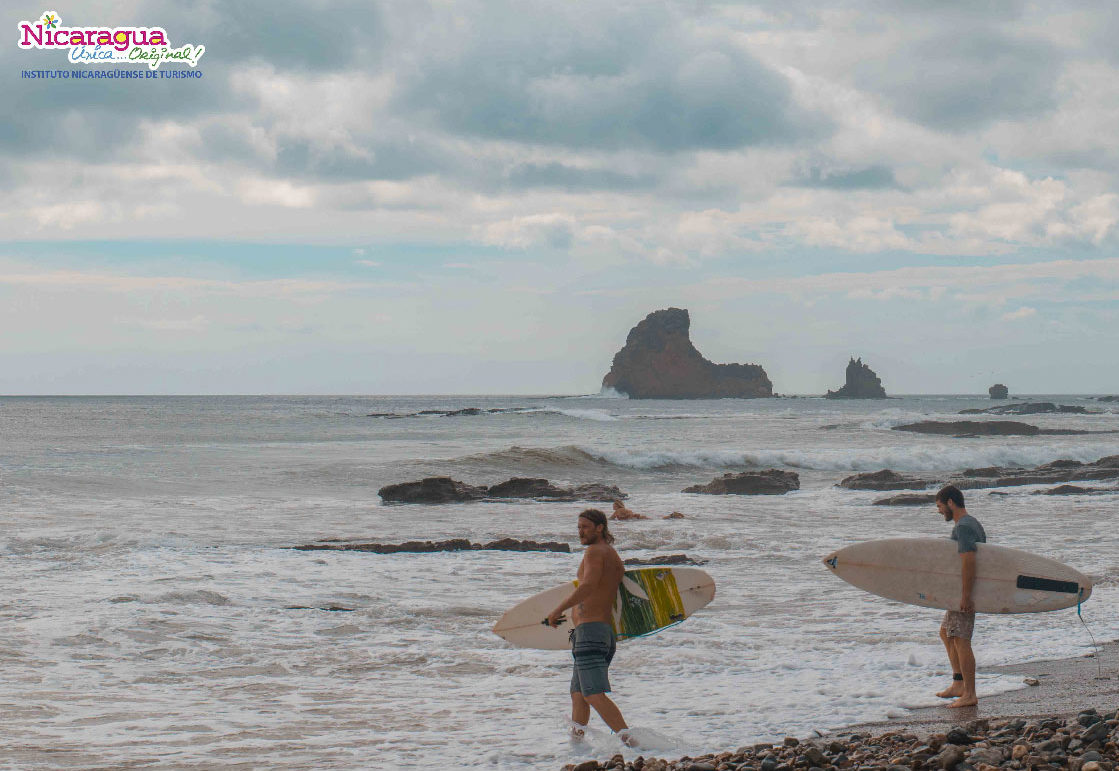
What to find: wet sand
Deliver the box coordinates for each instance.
[843,639,1119,736]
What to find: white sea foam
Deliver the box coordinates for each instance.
[523,407,620,422]
[444,441,1119,475]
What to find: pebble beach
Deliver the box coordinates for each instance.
[564,642,1119,771]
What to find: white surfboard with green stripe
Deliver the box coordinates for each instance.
[493,567,716,650]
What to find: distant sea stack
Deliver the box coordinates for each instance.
[989,383,1009,399]
[601,308,772,399]
[826,357,887,399]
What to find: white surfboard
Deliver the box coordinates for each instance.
[493,567,716,650]
[823,538,1093,613]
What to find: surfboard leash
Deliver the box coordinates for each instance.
[1076,588,1108,680]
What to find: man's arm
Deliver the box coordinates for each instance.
[960,550,976,612]
[547,550,604,627]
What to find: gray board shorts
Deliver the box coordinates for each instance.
[569,622,616,696]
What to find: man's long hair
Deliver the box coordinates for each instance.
[579,508,615,544]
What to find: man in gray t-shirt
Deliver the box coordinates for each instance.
[935,484,986,708]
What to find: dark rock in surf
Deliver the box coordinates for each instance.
[960,401,1093,415]
[486,477,570,498]
[481,537,570,552]
[872,493,938,506]
[601,308,773,399]
[894,420,1105,437]
[989,383,1009,399]
[378,477,488,504]
[379,476,627,504]
[839,470,931,491]
[683,469,799,495]
[826,358,887,399]
[958,457,1119,488]
[566,483,628,502]
[1031,484,1118,496]
[291,538,569,554]
[894,420,1041,436]
[486,478,627,502]
[1098,395,1119,402]
[623,554,707,566]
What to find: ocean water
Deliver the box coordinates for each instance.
[2,394,1118,769]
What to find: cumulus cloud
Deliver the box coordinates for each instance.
[1001,306,1037,321]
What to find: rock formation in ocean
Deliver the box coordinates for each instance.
[989,383,1009,399]
[291,538,570,553]
[872,493,938,506]
[623,554,707,566]
[838,455,1119,491]
[892,420,1105,437]
[960,402,1092,415]
[682,469,800,495]
[601,308,772,399]
[838,470,932,491]
[378,477,488,504]
[825,357,887,399]
[1031,484,1119,496]
[377,476,627,504]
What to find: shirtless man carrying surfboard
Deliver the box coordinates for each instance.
[546,509,632,742]
[934,484,987,708]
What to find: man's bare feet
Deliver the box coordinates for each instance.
[936,684,964,698]
[947,695,978,708]
[617,729,639,748]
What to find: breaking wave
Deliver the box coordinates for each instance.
[439,442,1119,475]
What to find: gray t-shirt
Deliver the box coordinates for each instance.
[951,514,987,553]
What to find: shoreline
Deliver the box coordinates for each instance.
[563,640,1119,771]
[840,639,1119,736]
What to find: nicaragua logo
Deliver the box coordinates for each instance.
[17,10,205,69]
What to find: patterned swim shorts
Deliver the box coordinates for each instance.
[942,610,976,641]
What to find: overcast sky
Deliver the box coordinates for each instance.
[3,1,1118,394]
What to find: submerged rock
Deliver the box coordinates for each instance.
[566,483,629,502]
[989,383,1009,399]
[838,455,1119,493]
[960,401,1093,415]
[292,538,569,553]
[683,469,800,495]
[839,469,931,491]
[894,420,1041,436]
[378,477,627,503]
[378,477,488,503]
[826,357,887,399]
[894,420,1104,437]
[1031,484,1118,496]
[601,308,772,399]
[623,554,707,566]
[486,477,569,498]
[873,493,938,506]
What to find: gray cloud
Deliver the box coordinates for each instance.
[855,29,1062,131]
[789,165,900,190]
[505,163,654,191]
[395,4,824,151]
